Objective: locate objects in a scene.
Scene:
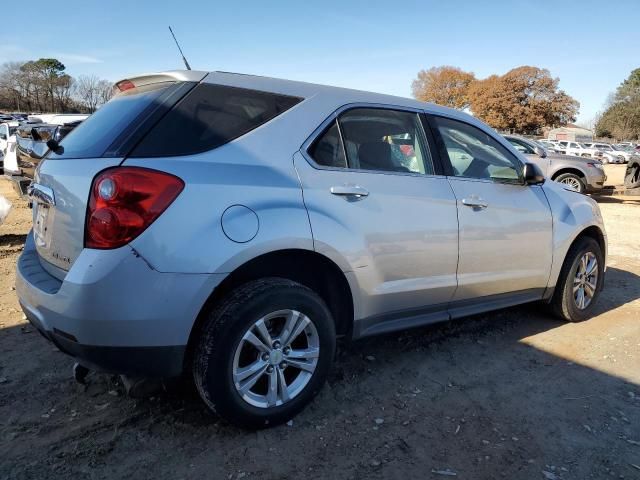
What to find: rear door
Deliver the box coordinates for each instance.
[427,114,552,305]
[296,106,459,330]
[30,75,203,278]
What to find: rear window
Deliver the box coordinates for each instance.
[129,84,303,157]
[48,82,183,160]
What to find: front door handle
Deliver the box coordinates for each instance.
[330,185,369,198]
[461,196,487,209]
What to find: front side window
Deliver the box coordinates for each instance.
[432,116,522,182]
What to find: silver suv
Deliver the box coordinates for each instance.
[16,71,607,428]
[504,135,606,193]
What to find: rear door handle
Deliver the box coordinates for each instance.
[461,196,487,209]
[330,185,369,198]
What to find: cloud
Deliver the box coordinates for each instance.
[0,44,30,62]
[52,53,103,65]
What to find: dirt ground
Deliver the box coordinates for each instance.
[1,170,639,480]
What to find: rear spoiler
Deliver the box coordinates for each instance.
[113,70,208,94]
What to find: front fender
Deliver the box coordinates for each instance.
[542,182,607,292]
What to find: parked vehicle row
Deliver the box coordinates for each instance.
[504,136,606,193]
[542,138,639,164]
[16,70,607,428]
[1,114,87,196]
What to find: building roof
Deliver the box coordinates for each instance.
[548,125,593,136]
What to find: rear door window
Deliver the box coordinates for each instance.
[309,107,434,175]
[308,120,347,168]
[130,84,303,157]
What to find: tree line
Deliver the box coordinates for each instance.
[0,58,113,114]
[595,68,640,140]
[411,66,579,135]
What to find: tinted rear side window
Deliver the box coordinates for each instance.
[130,84,303,157]
[48,82,180,160]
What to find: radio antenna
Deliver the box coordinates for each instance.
[168,26,192,70]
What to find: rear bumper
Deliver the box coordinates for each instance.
[24,315,186,377]
[16,231,226,377]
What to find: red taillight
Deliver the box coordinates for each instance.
[85,167,184,249]
[116,80,136,92]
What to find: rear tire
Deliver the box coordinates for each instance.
[193,278,336,429]
[551,237,604,322]
[555,173,585,193]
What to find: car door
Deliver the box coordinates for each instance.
[427,114,553,310]
[295,106,459,334]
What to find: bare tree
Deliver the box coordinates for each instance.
[76,75,101,112]
[97,79,113,107]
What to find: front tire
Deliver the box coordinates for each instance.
[193,278,336,429]
[551,237,604,322]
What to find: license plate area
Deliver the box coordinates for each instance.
[33,202,52,249]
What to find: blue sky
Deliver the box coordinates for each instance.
[1,0,638,123]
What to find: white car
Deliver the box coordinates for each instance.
[555,141,602,159]
[0,121,19,172]
[587,143,635,163]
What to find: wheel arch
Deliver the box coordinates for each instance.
[551,167,586,181]
[546,224,606,300]
[184,249,355,370]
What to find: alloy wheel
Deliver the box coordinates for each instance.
[559,177,582,192]
[573,252,598,310]
[232,309,319,408]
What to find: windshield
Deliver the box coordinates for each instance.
[47,81,180,160]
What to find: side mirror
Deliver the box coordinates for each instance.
[46,139,63,155]
[523,162,545,185]
[534,146,547,158]
[0,133,6,140]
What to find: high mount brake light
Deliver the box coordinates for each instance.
[116,80,136,92]
[85,167,184,249]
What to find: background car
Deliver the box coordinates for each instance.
[555,141,602,158]
[589,143,634,163]
[504,135,606,193]
[14,117,85,180]
[0,121,19,174]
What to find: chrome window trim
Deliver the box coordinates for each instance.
[300,102,441,179]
